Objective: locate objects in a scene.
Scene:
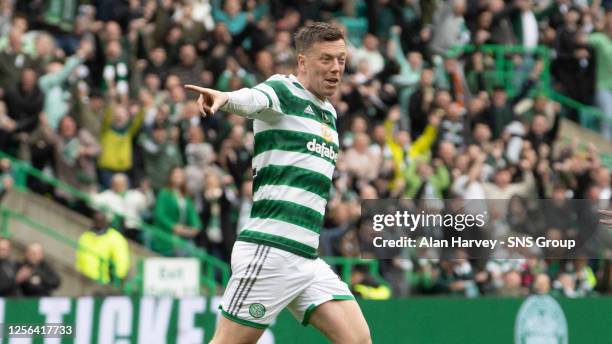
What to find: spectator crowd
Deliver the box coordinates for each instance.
[0,238,61,296]
[0,0,610,298]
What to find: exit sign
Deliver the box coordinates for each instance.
[143,258,200,297]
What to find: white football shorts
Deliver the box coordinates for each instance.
[219,241,354,329]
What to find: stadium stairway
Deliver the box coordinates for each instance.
[1,189,159,296]
[0,149,231,295]
[448,44,612,166]
[559,119,612,156]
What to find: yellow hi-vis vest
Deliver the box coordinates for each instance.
[354,283,392,300]
[75,228,130,284]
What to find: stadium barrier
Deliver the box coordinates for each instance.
[447,44,551,96]
[448,44,610,134]
[0,296,609,343]
[0,207,127,292]
[446,44,612,168]
[0,150,230,292]
[323,256,387,287]
[0,151,394,290]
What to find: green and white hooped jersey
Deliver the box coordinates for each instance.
[238,74,338,259]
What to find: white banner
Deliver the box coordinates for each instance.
[143,258,200,297]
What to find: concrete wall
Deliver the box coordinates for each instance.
[1,189,160,296]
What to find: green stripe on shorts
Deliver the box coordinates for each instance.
[219,306,269,329]
[302,304,318,326]
[300,295,356,327]
[332,295,355,301]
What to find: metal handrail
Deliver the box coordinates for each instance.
[323,256,388,287]
[448,44,611,168]
[449,44,604,121]
[0,150,230,291]
[0,207,128,291]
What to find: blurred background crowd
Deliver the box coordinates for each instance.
[0,0,611,299]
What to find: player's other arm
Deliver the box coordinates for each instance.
[600,209,612,228]
[184,84,278,121]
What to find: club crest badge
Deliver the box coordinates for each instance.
[249,303,266,319]
[515,295,568,344]
[321,124,334,143]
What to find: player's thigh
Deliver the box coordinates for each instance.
[309,299,371,344]
[209,315,264,344]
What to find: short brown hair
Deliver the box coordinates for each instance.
[294,22,345,54]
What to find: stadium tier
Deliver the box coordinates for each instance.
[0,0,611,343]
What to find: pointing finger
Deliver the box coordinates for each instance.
[185,84,209,94]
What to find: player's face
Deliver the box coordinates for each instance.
[301,39,347,99]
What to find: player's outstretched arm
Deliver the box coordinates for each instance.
[185,85,270,119]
